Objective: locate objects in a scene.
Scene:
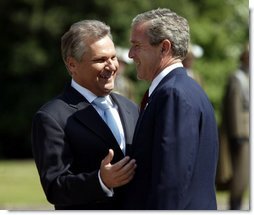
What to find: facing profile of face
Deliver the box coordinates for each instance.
[129,22,163,81]
[66,35,119,96]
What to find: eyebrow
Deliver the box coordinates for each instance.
[130,40,140,44]
[92,54,116,61]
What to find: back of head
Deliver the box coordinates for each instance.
[240,43,249,71]
[182,51,194,68]
[132,8,190,60]
[61,20,112,64]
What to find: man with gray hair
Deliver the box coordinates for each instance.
[123,8,219,210]
[32,20,139,210]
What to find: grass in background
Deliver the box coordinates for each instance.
[0,160,249,210]
[0,160,52,210]
[216,188,250,210]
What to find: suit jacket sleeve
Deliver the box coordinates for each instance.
[32,110,107,205]
[146,89,199,209]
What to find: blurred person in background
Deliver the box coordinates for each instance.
[182,44,204,86]
[114,47,135,100]
[31,20,139,210]
[123,8,219,210]
[220,44,249,210]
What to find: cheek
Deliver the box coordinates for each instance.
[81,65,98,79]
[142,53,156,66]
[115,62,119,70]
[90,64,106,77]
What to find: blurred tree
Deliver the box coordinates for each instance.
[0,0,248,158]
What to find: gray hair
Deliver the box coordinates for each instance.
[61,20,112,63]
[132,8,190,59]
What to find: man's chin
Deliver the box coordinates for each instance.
[102,86,114,96]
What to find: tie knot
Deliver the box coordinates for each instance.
[93,97,110,110]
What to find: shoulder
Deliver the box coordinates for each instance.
[37,95,67,114]
[154,74,211,110]
[33,94,74,124]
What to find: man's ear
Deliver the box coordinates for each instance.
[161,39,171,54]
[66,57,77,75]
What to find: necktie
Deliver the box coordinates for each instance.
[140,89,149,111]
[93,97,121,144]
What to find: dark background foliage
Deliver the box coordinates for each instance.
[0,0,248,158]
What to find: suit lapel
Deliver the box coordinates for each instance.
[144,67,187,106]
[134,68,187,135]
[63,84,122,151]
[153,67,187,93]
[75,104,117,141]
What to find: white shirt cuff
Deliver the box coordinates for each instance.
[98,170,114,197]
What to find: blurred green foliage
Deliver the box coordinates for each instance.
[0,0,248,158]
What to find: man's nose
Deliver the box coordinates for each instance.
[128,47,134,59]
[105,59,117,70]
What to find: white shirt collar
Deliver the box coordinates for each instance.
[71,79,111,104]
[149,62,183,96]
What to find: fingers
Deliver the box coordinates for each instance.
[99,149,137,188]
[108,158,137,187]
[113,160,137,187]
[120,159,137,177]
[101,149,114,166]
[112,158,136,177]
[111,156,131,171]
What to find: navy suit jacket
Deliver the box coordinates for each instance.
[123,68,219,210]
[31,84,139,209]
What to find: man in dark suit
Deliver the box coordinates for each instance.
[31,20,139,210]
[123,8,219,210]
[222,45,249,210]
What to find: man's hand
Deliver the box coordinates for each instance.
[100,149,136,188]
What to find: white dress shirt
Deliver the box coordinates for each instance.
[149,62,183,96]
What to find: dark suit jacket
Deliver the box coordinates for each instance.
[31,84,139,210]
[123,68,219,210]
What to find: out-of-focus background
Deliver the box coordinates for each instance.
[0,0,249,211]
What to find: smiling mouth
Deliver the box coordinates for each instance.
[133,60,140,66]
[99,70,115,79]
